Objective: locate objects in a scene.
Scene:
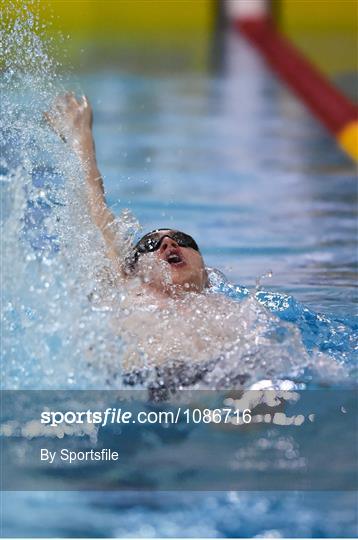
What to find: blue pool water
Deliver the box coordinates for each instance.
[88,39,356,318]
[1,9,357,538]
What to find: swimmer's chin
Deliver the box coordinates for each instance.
[135,258,208,296]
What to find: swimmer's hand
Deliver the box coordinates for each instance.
[44,93,94,158]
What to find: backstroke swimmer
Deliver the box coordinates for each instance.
[45,93,209,302]
[45,92,246,390]
[44,93,307,392]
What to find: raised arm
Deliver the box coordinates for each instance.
[45,93,119,265]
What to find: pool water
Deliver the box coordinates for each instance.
[87,36,356,318]
[1,8,357,538]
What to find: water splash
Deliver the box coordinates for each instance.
[255,268,273,291]
[1,2,138,389]
[1,3,353,391]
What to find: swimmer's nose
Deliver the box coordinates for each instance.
[160,237,179,252]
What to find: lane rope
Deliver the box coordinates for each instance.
[234,16,358,161]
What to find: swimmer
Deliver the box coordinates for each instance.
[45,94,314,393]
[45,93,208,298]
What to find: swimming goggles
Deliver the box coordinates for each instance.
[125,229,200,271]
[134,229,200,255]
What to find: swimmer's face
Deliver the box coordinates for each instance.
[132,229,208,293]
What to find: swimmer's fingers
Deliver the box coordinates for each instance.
[80,94,93,126]
[54,93,92,121]
[64,92,90,114]
[44,93,94,145]
[64,91,81,109]
[50,92,79,117]
[44,92,81,141]
[81,94,90,108]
